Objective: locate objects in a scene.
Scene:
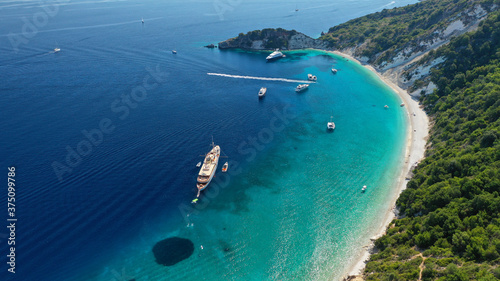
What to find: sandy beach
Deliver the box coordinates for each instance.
[329,50,430,279]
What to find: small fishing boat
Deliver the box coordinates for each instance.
[296,84,309,92]
[400,103,405,107]
[384,105,389,109]
[258,87,267,98]
[141,18,144,23]
[222,162,228,172]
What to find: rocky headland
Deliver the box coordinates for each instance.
[218,2,497,97]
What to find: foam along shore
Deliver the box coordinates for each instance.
[327,50,430,279]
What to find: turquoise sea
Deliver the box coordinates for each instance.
[0,0,417,280]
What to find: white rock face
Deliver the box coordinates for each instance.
[407,57,445,84]
[443,20,466,37]
[410,82,437,98]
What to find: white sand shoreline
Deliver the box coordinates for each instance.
[326,50,430,280]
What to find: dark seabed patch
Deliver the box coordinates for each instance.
[152,237,195,266]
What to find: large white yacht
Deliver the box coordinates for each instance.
[196,141,220,197]
[266,49,284,60]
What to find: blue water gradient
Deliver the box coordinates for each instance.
[0,0,417,280]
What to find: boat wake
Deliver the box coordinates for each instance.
[207,73,314,83]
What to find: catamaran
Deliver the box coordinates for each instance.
[196,141,220,197]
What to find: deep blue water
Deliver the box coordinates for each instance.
[0,0,418,280]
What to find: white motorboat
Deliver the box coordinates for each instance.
[308,74,317,81]
[327,116,335,130]
[258,87,267,98]
[295,84,309,92]
[331,68,337,74]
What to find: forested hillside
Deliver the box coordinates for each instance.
[363,10,500,281]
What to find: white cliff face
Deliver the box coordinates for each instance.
[344,3,497,95]
[410,82,437,98]
[404,57,445,84]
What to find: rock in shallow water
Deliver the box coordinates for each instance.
[152,237,194,266]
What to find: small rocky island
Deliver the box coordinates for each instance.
[218,28,326,50]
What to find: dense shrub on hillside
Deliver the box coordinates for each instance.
[363,8,500,281]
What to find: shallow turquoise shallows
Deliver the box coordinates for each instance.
[0,1,415,280]
[90,49,407,281]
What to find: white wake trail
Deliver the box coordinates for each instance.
[207,73,314,84]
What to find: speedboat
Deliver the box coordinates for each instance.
[222,162,228,172]
[362,185,367,192]
[327,116,335,130]
[196,141,220,197]
[295,84,309,92]
[266,49,284,60]
[196,162,201,167]
[172,50,177,54]
[307,74,317,81]
[141,18,144,23]
[54,48,61,53]
[258,87,267,98]
[400,103,405,107]
[331,68,337,74]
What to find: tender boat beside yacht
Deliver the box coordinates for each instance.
[222,162,228,172]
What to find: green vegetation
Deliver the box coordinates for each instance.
[320,0,498,65]
[221,28,298,49]
[364,9,500,281]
